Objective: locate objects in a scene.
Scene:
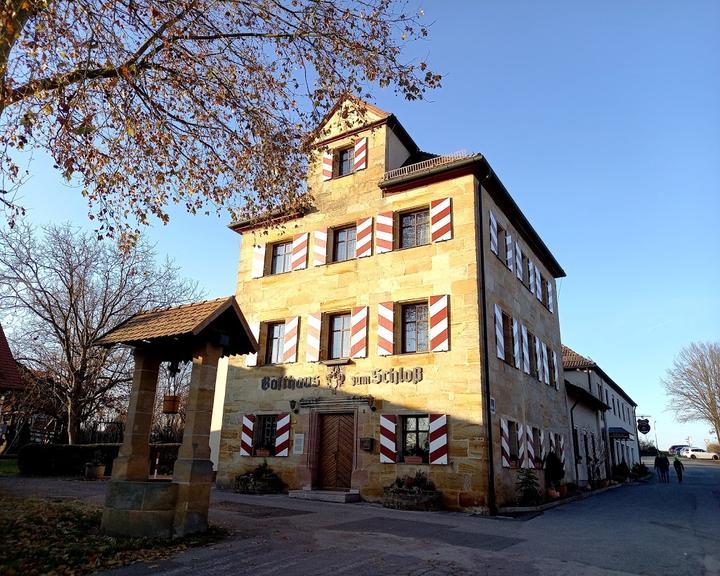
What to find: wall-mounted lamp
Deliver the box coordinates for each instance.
[289,399,299,414]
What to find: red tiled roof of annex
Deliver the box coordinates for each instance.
[562,345,597,370]
[96,297,236,345]
[0,323,23,391]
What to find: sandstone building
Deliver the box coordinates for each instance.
[218,99,575,509]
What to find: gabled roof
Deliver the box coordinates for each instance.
[0,323,23,391]
[96,297,257,357]
[562,344,637,407]
[562,345,596,370]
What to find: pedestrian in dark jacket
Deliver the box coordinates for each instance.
[673,455,685,483]
[659,454,671,482]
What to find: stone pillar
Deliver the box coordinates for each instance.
[102,349,174,538]
[112,350,161,480]
[173,342,222,537]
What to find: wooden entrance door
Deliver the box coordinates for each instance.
[318,413,354,490]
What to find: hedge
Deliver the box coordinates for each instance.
[17,443,182,477]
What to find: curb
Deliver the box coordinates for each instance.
[498,482,624,515]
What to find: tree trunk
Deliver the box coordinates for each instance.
[67,400,81,445]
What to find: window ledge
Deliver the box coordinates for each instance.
[321,358,352,366]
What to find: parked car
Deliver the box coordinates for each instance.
[679,447,719,460]
[668,444,690,455]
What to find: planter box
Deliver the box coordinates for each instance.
[403,456,424,465]
[255,449,271,457]
[383,487,442,511]
[234,474,283,494]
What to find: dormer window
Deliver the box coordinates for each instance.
[337,146,354,177]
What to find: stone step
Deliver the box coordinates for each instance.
[288,489,361,503]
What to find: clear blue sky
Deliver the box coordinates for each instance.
[12,1,720,449]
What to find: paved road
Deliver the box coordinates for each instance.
[2,459,719,575]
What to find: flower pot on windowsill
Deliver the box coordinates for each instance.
[403,456,424,465]
[162,394,180,414]
[255,449,271,457]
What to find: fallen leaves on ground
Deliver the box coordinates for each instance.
[0,496,227,575]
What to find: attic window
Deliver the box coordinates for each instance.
[337,146,354,177]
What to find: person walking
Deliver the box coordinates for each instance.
[673,455,685,483]
[659,453,671,483]
[654,453,663,482]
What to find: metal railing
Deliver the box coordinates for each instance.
[382,150,472,181]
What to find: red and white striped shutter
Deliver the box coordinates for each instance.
[517,422,525,468]
[500,418,510,468]
[356,217,373,258]
[549,431,556,455]
[489,211,498,255]
[521,324,530,374]
[547,280,554,312]
[525,426,535,469]
[559,434,566,471]
[553,350,559,390]
[377,302,394,356]
[542,342,549,384]
[539,429,546,469]
[306,312,321,362]
[534,336,542,380]
[515,242,523,280]
[282,316,299,363]
[512,318,521,369]
[429,295,449,352]
[350,306,368,358]
[505,233,514,271]
[322,150,333,181]
[494,304,504,359]
[251,244,265,279]
[240,414,255,456]
[379,415,397,463]
[429,414,448,464]
[353,137,367,171]
[535,267,543,302]
[375,211,394,253]
[430,197,452,242]
[313,229,327,266]
[291,233,308,271]
[275,413,291,456]
[528,261,536,295]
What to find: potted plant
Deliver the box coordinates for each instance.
[515,468,541,506]
[84,450,106,480]
[234,461,284,494]
[544,451,565,498]
[383,471,442,511]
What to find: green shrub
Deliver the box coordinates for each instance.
[515,468,541,506]
[612,461,631,482]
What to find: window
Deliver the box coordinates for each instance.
[402,303,429,353]
[528,332,539,378]
[537,271,545,302]
[508,420,519,465]
[402,415,430,462]
[329,313,351,359]
[501,311,514,365]
[548,349,556,387]
[265,322,285,365]
[270,241,292,274]
[337,146,354,177]
[525,258,533,290]
[496,223,507,264]
[332,225,356,262]
[532,427,541,467]
[399,209,430,249]
[253,414,277,455]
